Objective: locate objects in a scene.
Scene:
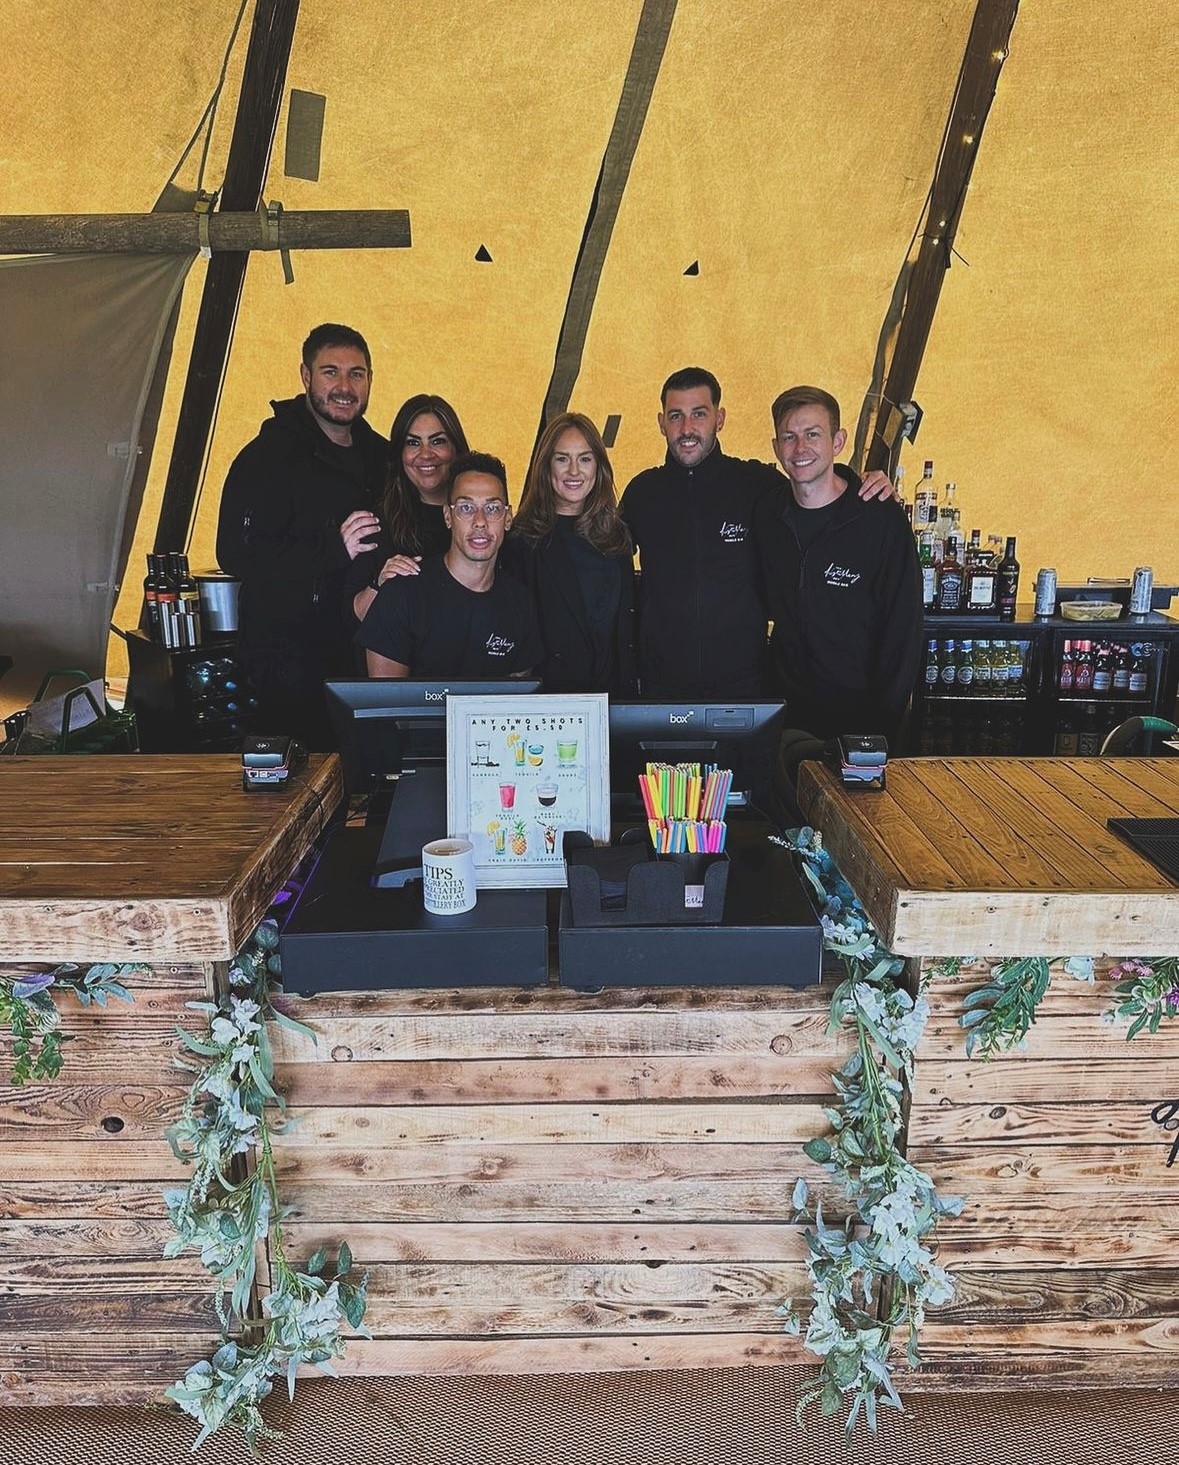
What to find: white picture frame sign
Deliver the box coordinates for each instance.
[445,694,611,889]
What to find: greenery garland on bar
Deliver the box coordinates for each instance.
[163,919,368,1451]
[0,963,139,1083]
[775,829,963,1434]
[784,828,1179,1434]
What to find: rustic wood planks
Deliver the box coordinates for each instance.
[268,983,850,1375]
[0,754,343,960]
[908,958,1179,1386]
[0,963,223,1404]
[798,757,1179,955]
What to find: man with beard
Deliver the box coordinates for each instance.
[216,323,389,748]
[620,367,893,702]
[359,452,541,679]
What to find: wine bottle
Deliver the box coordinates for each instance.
[175,553,203,648]
[156,554,180,650]
[143,554,162,642]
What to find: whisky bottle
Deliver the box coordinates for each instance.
[964,531,998,615]
[936,541,965,613]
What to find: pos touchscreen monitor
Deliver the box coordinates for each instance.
[608,701,787,816]
[326,679,543,888]
[325,679,543,796]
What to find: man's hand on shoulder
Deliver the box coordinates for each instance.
[858,470,897,502]
[340,509,382,560]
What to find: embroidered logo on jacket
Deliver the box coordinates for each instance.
[486,634,516,657]
[824,562,861,588]
[718,520,748,544]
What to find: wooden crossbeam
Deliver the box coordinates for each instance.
[0,210,410,254]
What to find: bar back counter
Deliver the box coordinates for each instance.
[800,755,1179,1391]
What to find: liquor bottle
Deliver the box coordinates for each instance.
[1073,640,1094,694]
[156,554,180,650]
[1058,640,1075,693]
[924,639,940,693]
[996,536,1020,621]
[142,554,162,642]
[919,534,938,611]
[939,638,958,690]
[964,532,998,615]
[1091,643,1113,696]
[936,540,965,613]
[1128,645,1150,697]
[1112,644,1131,694]
[894,464,906,513]
[936,483,959,546]
[914,460,938,528]
[956,639,975,693]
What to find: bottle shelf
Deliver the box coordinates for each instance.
[1056,694,1151,704]
[924,693,1029,704]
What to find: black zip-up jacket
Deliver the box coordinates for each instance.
[216,396,388,693]
[620,446,779,698]
[499,526,637,695]
[754,472,923,738]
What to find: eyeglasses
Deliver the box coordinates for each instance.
[451,499,507,520]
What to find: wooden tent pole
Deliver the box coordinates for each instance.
[0,211,410,254]
[153,0,301,554]
[863,0,1021,472]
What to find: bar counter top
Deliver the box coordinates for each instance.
[0,753,342,962]
[798,756,1179,957]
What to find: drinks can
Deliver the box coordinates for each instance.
[1130,566,1154,615]
[1034,567,1057,617]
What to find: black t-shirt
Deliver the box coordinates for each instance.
[357,555,543,678]
[786,493,846,553]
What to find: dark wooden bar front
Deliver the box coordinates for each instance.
[799,756,1179,1390]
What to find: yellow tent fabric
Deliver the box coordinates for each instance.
[2,0,1176,683]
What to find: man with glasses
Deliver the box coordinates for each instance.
[359,452,542,678]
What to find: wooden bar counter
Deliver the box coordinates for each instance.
[799,756,1179,1391]
[0,754,341,1403]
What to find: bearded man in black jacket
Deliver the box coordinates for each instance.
[620,367,895,703]
[216,323,389,749]
[754,385,922,740]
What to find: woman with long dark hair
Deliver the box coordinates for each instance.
[344,393,469,621]
[504,412,636,694]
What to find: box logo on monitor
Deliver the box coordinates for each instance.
[669,710,696,725]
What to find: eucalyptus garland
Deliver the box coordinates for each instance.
[776,829,962,1434]
[938,952,1178,1053]
[0,963,139,1083]
[164,919,368,1451]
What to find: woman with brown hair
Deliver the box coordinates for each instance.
[345,393,469,622]
[503,411,636,694]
